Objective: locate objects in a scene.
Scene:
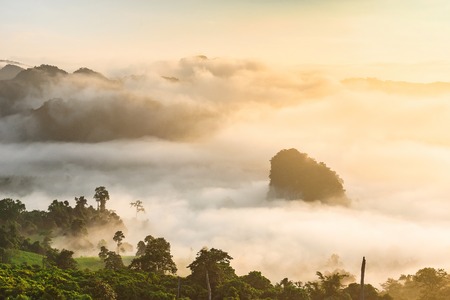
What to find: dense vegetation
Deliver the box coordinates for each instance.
[268,148,346,202]
[0,189,124,256]
[1,190,448,299]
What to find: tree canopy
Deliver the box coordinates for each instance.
[94,186,110,211]
[129,235,177,275]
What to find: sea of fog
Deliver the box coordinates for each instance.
[1,57,450,286]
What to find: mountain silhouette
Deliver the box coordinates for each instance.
[268,148,347,203]
[0,64,24,80]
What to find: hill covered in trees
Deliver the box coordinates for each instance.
[268,148,347,203]
[0,186,124,256]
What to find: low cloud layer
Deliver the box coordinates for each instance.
[1,57,450,286]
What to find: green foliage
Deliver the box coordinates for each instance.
[382,268,450,300]
[0,199,26,225]
[241,271,277,298]
[0,187,125,255]
[305,271,352,300]
[8,249,43,266]
[105,252,125,271]
[345,283,392,300]
[276,278,310,300]
[94,186,110,212]
[187,247,236,295]
[268,148,346,201]
[99,246,125,271]
[2,193,445,300]
[76,256,134,271]
[129,235,177,275]
[44,248,78,270]
[113,230,125,253]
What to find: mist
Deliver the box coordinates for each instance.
[1,57,450,286]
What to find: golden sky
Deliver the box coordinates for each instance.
[2,0,450,71]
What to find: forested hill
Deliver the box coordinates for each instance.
[1,189,449,299]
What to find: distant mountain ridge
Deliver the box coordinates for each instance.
[0,63,217,143]
[0,64,24,80]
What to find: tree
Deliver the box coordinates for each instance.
[99,246,124,270]
[70,219,87,236]
[99,246,109,261]
[136,240,146,256]
[268,148,346,202]
[130,200,145,218]
[306,271,352,300]
[105,251,124,270]
[0,198,26,224]
[74,196,88,215]
[187,247,236,299]
[129,235,177,275]
[276,278,310,300]
[47,200,73,228]
[241,271,276,298]
[94,186,109,211]
[345,283,392,300]
[75,196,87,209]
[113,230,125,254]
[45,248,78,270]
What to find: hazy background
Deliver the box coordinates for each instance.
[2,0,450,287]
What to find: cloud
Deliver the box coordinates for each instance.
[1,57,450,287]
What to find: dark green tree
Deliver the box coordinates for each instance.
[104,251,124,271]
[94,186,110,211]
[136,240,146,256]
[98,246,124,270]
[0,198,26,224]
[187,247,236,299]
[70,219,87,236]
[99,246,109,261]
[276,278,310,300]
[129,235,177,275]
[306,271,351,300]
[45,248,78,270]
[113,230,125,253]
[241,271,276,298]
[345,283,392,300]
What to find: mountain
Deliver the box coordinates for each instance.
[73,67,108,80]
[14,64,68,84]
[0,64,24,80]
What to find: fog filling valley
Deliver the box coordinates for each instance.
[1,57,450,286]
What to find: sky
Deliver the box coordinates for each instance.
[2,0,450,73]
[2,0,450,289]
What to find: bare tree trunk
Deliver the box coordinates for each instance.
[206,269,212,300]
[360,256,366,300]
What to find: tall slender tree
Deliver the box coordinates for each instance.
[94,186,109,211]
[113,231,125,254]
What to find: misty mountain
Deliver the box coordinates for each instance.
[268,148,347,204]
[0,64,24,80]
[0,64,220,142]
[14,64,68,84]
[73,67,104,77]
